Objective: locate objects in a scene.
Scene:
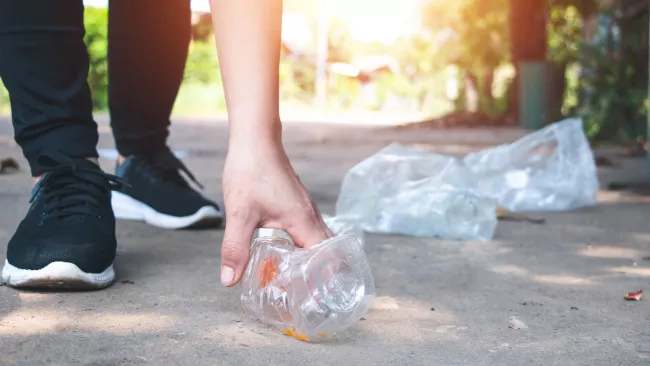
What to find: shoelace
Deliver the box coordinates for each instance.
[135,148,204,189]
[31,152,126,222]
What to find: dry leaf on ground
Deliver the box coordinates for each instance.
[496,206,545,224]
[624,290,643,301]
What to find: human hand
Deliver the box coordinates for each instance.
[219,137,333,286]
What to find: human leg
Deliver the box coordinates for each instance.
[108,1,222,229]
[0,0,119,289]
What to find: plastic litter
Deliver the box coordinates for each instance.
[255,215,365,246]
[335,118,597,240]
[240,235,375,341]
[372,181,497,241]
[464,118,598,212]
[322,214,365,246]
[335,143,497,241]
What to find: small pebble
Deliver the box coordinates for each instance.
[508,316,528,330]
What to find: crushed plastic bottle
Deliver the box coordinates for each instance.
[240,235,375,341]
[254,215,365,246]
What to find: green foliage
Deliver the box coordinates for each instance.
[184,39,222,85]
[548,5,583,64]
[279,58,316,102]
[577,6,649,141]
[420,0,510,115]
[83,7,109,111]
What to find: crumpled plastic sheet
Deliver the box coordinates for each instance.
[335,118,598,241]
[322,214,365,246]
[463,118,598,212]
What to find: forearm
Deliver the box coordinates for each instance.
[209,0,283,144]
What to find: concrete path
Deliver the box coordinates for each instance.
[0,116,648,365]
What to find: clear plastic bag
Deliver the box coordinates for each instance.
[335,143,496,241]
[464,118,598,212]
[373,180,497,241]
[322,214,365,246]
[335,143,464,222]
[334,118,597,241]
[240,235,375,341]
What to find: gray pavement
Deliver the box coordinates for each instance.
[0,115,649,365]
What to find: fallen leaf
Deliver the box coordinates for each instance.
[624,289,643,301]
[496,206,545,224]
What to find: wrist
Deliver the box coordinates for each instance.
[228,116,283,152]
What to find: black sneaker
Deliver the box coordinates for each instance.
[2,153,123,290]
[111,148,223,229]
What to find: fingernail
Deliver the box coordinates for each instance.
[221,265,235,286]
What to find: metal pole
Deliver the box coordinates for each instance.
[315,0,329,106]
[647,6,650,181]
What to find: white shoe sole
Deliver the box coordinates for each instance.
[111,191,223,230]
[1,260,115,290]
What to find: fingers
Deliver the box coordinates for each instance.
[221,210,258,287]
[285,205,333,249]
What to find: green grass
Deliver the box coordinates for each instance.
[172,83,228,116]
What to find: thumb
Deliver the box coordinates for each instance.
[221,212,258,287]
[285,212,333,249]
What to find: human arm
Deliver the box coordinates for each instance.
[209,0,333,287]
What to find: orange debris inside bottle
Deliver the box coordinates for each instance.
[259,256,279,287]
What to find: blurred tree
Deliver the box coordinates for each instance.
[328,18,354,63]
[577,0,648,141]
[183,39,221,85]
[192,13,214,42]
[421,0,510,116]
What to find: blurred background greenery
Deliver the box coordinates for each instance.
[0,0,648,144]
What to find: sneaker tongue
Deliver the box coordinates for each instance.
[144,152,201,189]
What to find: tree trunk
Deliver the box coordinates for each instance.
[508,0,548,120]
[480,68,496,114]
[464,72,480,112]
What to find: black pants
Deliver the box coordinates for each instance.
[0,0,191,175]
